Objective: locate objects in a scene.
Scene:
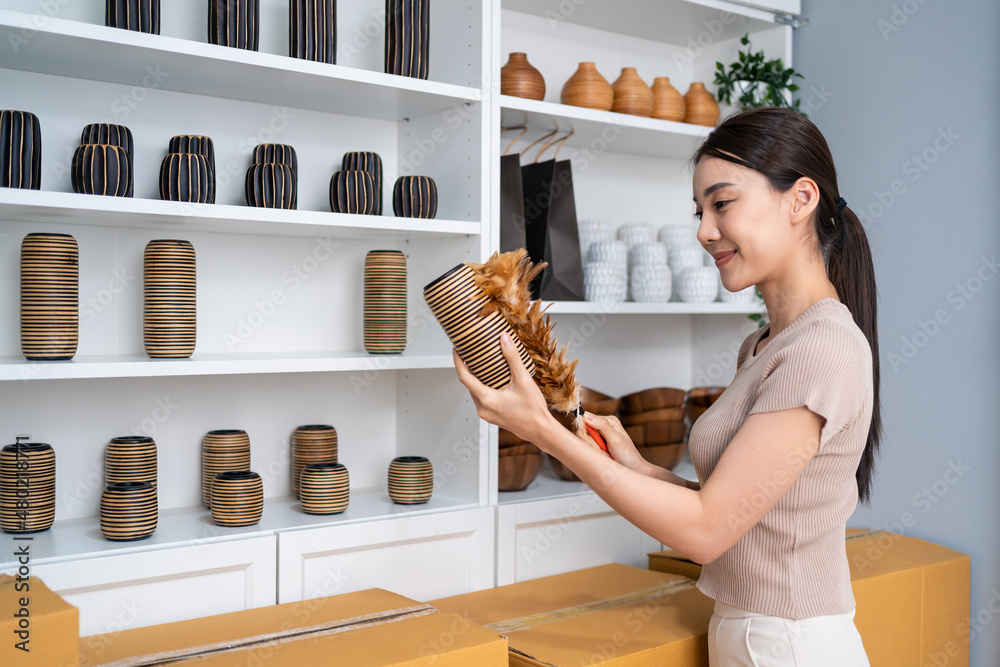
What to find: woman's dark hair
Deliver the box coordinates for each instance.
[694,107,881,504]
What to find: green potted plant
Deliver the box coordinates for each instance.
[714,33,804,114]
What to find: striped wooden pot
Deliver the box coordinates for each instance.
[208,0,259,51]
[245,163,297,209]
[299,463,349,515]
[201,430,251,508]
[342,152,382,215]
[104,436,157,488]
[106,0,160,34]
[363,250,407,354]
[423,263,535,389]
[81,123,134,196]
[0,442,56,534]
[20,233,79,361]
[392,175,437,219]
[387,456,433,505]
[210,471,263,527]
[143,240,196,359]
[168,135,216,203]
[159,153,214,204]
[100,481,157,541]
[290,0,336,64]
[0,111,42,190]
[290,425,338,500]
[329,170,377,215]
[71,144,131,197]
[385,0,429,79]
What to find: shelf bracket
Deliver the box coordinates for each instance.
[774,14,808,29]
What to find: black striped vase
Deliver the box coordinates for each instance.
[71,144,131,197]
[387,456,433,505]
[0,111,42,190]
[20,233,79,361]
[342,152,382,215]
[168,135,216,202]
[210,471,263,527]
[300,463,349,515]
[202,430,251,508]
[290,425,338,500]
[392,175,437,219]
[385,0,429,79]
[245,163,297,209]
[159,153,214,204]
[363,250,407,354]
[0,442,56,534]
[81,123,134,197]
[100,481,157,541]
[105,436,157,488]
[290,0,336,64]
[143,240,196,359]
[251,143,298,173]
[106,0,160,34]
[329,170,377,215]
[209,0,259,51]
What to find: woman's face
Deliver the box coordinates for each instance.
[692,157,797,293]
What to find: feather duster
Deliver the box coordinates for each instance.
[466,249,583,421]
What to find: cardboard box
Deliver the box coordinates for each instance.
[79,588,507,666]
[648,530,971,667]
[0,574,79,667]
[431,564,712,666]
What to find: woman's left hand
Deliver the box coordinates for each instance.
[452,332,556,448]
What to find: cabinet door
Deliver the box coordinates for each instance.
[496,495,661,586]
[277,508,495,604]
[16,536,275,637]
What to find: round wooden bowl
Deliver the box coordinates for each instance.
[498,453,543,492]
[105,436,157,487]
[299,463,349,515]
[499,443,541,457]
[106,0,160,34]
[143,239,196,359]
[611,67,653,117]
[208,0,260,51]
[290,425,338,499]
[210,471,264,527]
[547,455,580,482]
[498,428,525,447]
[201,429,251,508]
[501,52,545,101]
[245,163,296,209]
[687,386,726,407]
[0,442,56,534]
[392,175,438,219]
[0,110,42,190]
[342,152,383,214]
[580,387,620,416]
[423,264,536,389]
[19,232,79,361]
[624,421,688,448]
[290,0,335,64]
[330,169,378,215]
[159,153,214,204]
[364,250,408,354]
[71,144,131,197]
[561,62,613,111]
[619,407,684,427]
[638,442,687,471]
[387,456,433,505]
[100,481,157,541]
[619,387,687,415]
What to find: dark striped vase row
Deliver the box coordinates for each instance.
[20,235,79,360]
[0,444,56,534]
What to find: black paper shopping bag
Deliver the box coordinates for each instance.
[500,153,526,253]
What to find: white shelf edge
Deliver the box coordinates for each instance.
[501,95,710,138]
[0,9,480,120]
[541,300,765,315]
[0,490,479,569]
[0,189,480,239]
[0,352,456,382]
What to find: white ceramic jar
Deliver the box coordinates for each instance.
[616,222,655,248]
[588,240,628,271]
[630,265,672,303]
[718,277,756,303]
[577,218,614,263]
[584,262,627,302]
[677,266,719,303]
[628,241,668,268]
[658,224,697,250]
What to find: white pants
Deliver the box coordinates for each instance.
[708,601,870,667]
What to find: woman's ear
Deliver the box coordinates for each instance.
[789,176,821,225]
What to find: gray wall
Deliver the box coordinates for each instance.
[795,1,1000,664]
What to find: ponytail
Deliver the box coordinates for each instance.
[694,107,882,504]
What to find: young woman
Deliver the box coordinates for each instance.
[453,107,880,666]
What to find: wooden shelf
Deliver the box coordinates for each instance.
[0,188,479,240]
[0,489,477,568]
[0,352,455,382]
[541,300,764,315]
[500,95,710,159]
[0,10,480,121]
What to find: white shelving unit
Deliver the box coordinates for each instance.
[0,0,796,634]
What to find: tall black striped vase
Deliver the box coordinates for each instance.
[385,0,429,79]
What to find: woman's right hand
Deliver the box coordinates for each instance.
[578,412,650,475]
